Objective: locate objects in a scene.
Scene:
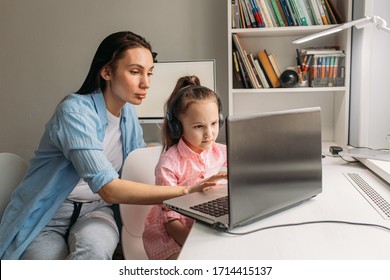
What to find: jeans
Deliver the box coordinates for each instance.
[20,199,119,260]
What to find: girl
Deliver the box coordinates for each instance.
[0,32,226,260]
[143,76,227,260]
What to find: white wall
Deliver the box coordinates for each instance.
[0,0,228,161]
[350,0,390,149]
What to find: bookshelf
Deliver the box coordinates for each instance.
[228,0,352,147]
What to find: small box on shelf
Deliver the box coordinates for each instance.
[297,47,346,88]
[308,54,345,87]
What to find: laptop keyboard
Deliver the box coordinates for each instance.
[190,196,229,217]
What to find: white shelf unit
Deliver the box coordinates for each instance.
[227,0,352,147]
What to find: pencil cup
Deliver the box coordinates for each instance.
[298,71,309,87]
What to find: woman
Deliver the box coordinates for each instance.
[0,31,226,260]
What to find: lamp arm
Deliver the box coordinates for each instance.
[345,16,372,29]
[293,15,390,44]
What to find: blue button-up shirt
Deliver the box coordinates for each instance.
[0,90,146,259]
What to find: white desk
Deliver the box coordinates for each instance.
[179,155,390,259]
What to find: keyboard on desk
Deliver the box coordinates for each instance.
[189,196,229,217]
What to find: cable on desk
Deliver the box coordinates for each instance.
[339,156,360,163]
[321,153,359,163]
[323,153,360,163]
[215,220,390,236]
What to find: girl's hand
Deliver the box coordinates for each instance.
[186,172,228,194]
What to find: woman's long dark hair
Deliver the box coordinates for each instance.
[76,31,153,94]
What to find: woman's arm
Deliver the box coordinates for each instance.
[98,172,227,205]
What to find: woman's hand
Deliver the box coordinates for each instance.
[186,172,228,194]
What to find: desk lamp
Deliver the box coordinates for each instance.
[293,15,390,161]
[293,16,390,44]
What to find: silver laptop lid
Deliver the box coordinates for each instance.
[227,107,322,228]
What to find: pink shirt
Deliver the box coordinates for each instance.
[156,139,227,186]
[142,139,227,259]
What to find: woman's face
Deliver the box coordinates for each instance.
[180,100,220,154]
[101,47,154,114]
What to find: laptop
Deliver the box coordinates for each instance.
[163,107,323,229]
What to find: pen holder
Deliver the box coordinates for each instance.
[297,70,309,87]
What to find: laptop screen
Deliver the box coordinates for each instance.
[226,107,323,227]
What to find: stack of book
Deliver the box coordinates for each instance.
[232,35,346,89]
[231,0,344,28]
[232,34,281,89]
[298,47,345,87]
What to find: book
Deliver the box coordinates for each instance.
[302,49,344,55]
[232,34,258,88]
[300,0,313,25]
[253,58,270,88]
[302,45,340,50]
[307,0,323,25]
[257,0,274,27]
[244,50,262,88]
[286,0,301,25]
[320,0,331,24]
[236,51,251,88]
[279,0,295,26]
[269,0,286,27]
[324,0,338,24]
[258,49,281,88]
[238,0,246,28]
[315,0,329,24]
[244,0,257,27]
[325,0,344,23]
[231,1,235,28]
[232,51,242,85]
[291,0,309,26]
[239,0,253,28]
[232,0,240,28]
[248,53,263,88]
[263,0,278,27]
[249,0,266,27]
[276,0,288,26]
[268,53,282,78]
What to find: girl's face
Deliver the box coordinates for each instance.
[180,100,220,154]
[101,47,154,115]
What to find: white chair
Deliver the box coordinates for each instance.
[119,146,162,260]
[0,153,28,220]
